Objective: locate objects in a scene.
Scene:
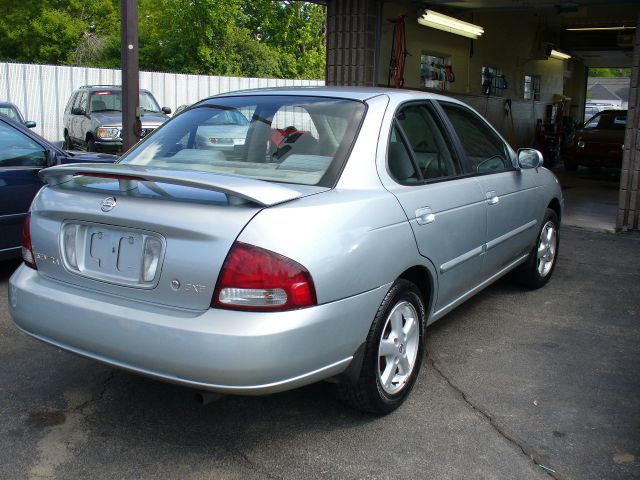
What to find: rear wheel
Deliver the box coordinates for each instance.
[338,279,426,415]
[514,208,559,289]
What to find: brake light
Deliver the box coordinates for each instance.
[22,213,37,269]
[213,242,316,311]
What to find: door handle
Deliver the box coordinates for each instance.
[415,207,435,225]
[486,191,499,205]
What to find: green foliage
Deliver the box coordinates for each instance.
[589,68,632,78]
[0,0,326,79]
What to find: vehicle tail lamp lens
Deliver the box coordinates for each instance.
[213,242,317,311]
[22,213,36,269]
[63,224,79,269]
[142,237,162,282]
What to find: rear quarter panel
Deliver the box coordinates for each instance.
[238,188,431,306]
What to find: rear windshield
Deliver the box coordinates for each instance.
[584,111,627,130]
[119,95,366,186]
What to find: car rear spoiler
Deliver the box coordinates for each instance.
[39,163,315,207]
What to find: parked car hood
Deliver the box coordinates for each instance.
[93,112,168,127]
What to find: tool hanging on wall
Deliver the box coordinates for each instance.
[503,98,515,146]
[387,16,409,88]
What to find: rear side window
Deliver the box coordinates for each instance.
[65,92,78,114]
[439,102,511,174]
[120,96,366,187]
[394,104,459,181]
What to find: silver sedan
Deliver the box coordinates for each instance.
[9,88,562,414]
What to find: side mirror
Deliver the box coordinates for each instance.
[24,120,36,128]
[71,107,85,116]
[517,148,543,169]
[45,149,58,166]
[162,107,172,115]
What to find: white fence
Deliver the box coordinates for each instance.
[0,62,324,142]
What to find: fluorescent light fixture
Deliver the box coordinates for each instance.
[418,10,484,39]
[550,49,571,60]
[566,26,634,31]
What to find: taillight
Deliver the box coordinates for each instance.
[22,213,37,269]
[213,242,316,311]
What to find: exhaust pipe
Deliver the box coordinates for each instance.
[195,391,223,405]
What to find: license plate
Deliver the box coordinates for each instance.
[61,222,164,287]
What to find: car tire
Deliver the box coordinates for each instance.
[338,279,426,415]
[63,133,72,151]
[564,157,578,171]
[86,138,96,152]
[514,208,560,289]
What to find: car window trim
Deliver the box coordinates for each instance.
[391,118,424,182]
[435,100,517,176]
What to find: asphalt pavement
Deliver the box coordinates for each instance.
[0,226,639,480]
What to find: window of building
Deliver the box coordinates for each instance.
[481,67,506,97]
[524,74,541,101]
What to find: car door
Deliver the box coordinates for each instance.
[63,91,77,142]
[0,120,48,256]
[437,101,540,277]
[381,102,488,312]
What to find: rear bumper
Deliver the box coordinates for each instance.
[9,265,388,394]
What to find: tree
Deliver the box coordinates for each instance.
[0,1,326,79]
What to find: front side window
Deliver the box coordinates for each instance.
[78,92,88,112]
[439,102,511,174]
[393,104,459,181]
[0,122,46,167]
[585,111,626,130]
[120,96,366,187]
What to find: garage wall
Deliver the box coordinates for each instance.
[377,3,588,149]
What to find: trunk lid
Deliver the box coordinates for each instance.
[30,164,326,310]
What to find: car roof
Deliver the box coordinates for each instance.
[0,113,62,154]
[76,85,152,94]
[206,86,457,103]
[0,101,19,108]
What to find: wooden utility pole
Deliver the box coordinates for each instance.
[120,0,140,152]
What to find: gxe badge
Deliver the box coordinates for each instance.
[101,197,117,212]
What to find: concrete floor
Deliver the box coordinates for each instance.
[1,227,639,480]
[553,167,620,233]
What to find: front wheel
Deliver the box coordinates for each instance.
[514,208,560,289]
[338,279,426,415]
[86,138,96,152]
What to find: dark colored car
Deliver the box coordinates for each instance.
[62,85,171,154]
[0,115,115,260]
[563,110,627,171]
[0,101,36,128]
